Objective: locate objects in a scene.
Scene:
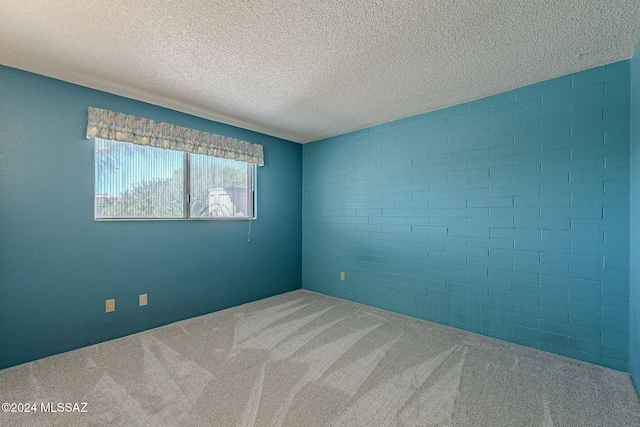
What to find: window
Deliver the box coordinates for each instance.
[87,107,262,220]
[94,138,255,220]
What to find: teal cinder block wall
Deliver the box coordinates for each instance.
[0,65,302,370]
[630,40,640,394]
[302,61,631,371]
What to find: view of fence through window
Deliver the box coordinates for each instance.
[94,138,254,219]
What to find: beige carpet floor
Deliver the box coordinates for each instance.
[1,290,639,426]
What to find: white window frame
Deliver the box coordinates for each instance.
[94,138,256,221]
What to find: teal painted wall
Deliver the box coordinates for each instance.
[630,40,640,394]
[303,62,631,371]
[0,65,302,370]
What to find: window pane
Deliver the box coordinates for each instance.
[95,139,185,219]
[189,154,253,218]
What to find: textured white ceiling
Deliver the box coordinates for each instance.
[1,1,640,143]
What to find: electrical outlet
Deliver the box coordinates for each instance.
[340,272,345,281]
[105,299,115,313]
[139,294,148,306]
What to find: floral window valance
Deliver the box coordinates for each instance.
[86,107,264,166]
